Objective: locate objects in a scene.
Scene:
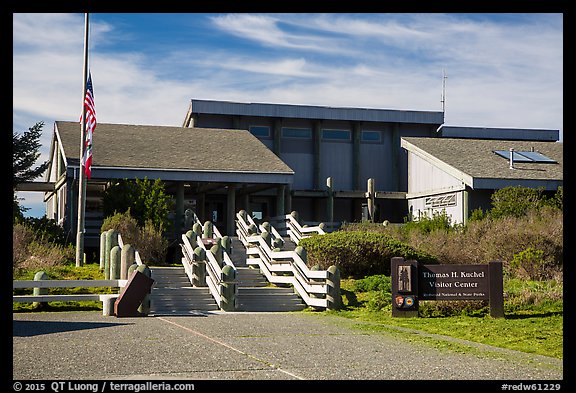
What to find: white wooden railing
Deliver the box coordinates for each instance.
[180,218,236,310]
[284,212,326,245]
[13,279,128,316]
[236,211,339,310]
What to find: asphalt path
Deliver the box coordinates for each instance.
[13,311,563,385]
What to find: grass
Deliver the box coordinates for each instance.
[320,276,563,359]
[13,263,563,360]
[12,263,112,312]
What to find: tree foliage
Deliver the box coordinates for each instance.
[13,121,50,218]
[102,177,171,231]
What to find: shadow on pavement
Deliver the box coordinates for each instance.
[12,320,132,337]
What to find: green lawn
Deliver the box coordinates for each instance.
[13,264,563,359]
[320,276,563,359]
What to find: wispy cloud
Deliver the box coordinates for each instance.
[13,13,563,216]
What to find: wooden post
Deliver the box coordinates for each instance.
[327,265,341,310]
[326,177,334,223]
[367,178,375,222]
[488,261,505,318]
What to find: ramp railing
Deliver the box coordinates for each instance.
[236,210,340,310]
[180,217,236,311]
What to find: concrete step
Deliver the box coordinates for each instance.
[235,267,268,287]
[236,287,306,312]
[149,267,218,314]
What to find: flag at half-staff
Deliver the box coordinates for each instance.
[80,71,96,179]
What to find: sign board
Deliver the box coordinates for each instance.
[391,257,504,318]
[418,264,489,300]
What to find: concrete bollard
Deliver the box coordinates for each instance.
[220,235,232,255]
[327,265,341,310]
[136,264,152,315]
[185,230,197,249]
[110,245,121,280]
[192,247,207,287]
[120,244,135,280]
[32,271,49,309]
[203,221,213,239]
[99,232,107,270]
[104,229,119,280]
[102,295,116,316]
[210,243,223,267]
[220,265,236,312]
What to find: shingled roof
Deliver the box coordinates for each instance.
[54,121,294,183]
[401,137,563,189]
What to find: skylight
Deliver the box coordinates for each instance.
[494,150,556,164]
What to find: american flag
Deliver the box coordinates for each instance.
[81,72,97,179]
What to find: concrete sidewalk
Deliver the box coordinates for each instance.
[13,311,563,381]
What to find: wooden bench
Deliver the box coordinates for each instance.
[13,279,128,316]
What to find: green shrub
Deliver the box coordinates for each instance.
[101,210,168,265]
[489,186,561,219]
[136,220,169,265]
[101,210,140,246]
[353,274,391,293]
[298,231,436,278]
[366,291,391,311]
[510,247,552,281]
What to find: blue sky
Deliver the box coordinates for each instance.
[13,13,563,218]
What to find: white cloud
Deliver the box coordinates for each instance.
[13,13,563,217]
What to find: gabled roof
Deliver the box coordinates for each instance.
[54,121,294,184]
[401,137,563,190]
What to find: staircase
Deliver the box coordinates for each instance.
[232,237,306,312]
[149,236,306,313]
[149,266,219,315]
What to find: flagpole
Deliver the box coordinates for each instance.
[75,13,89,267]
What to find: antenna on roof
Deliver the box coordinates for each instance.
[441,69,447,114]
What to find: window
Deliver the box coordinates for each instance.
[493,150,556,163]
[361,130,381,143]
[282,127,312,139]
[425,194,457,208]
[322,129,351,141]
[249,126,270,138]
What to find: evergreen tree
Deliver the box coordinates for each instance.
[13,121,49,218]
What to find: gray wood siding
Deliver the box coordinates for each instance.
[320,141,353,190]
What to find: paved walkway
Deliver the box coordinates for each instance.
[13,311,563,382]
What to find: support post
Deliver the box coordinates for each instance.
[220,265,236,311]
[227,184,236,236]
[75,13,90,267]
[276,185,286,217]
[32,271,49,309]
[326,265,341,310]
[326,177,334,223]
[175,182,184,237]
[488,261,505,318]
[367,178,375,222]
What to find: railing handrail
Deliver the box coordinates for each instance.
[13,279,128,289]
[283,213,326,245]
[181,234,224,306]
[236,211,334,309]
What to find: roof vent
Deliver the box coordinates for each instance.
[509,148,514,169]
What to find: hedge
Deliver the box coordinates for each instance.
[298,231,436,278]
